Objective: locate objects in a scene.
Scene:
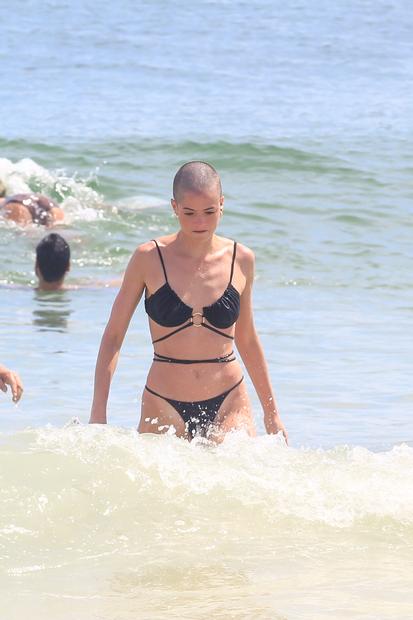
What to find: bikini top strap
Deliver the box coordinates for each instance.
[201,322,234,340]
[229,241,237,285]
[151,320,193,344]
[153,239,168,283]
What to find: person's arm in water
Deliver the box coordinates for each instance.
[89,247,146,423]
[0,364,23,403]
[234,246,288,444]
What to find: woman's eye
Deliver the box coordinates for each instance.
[182,211,215,216]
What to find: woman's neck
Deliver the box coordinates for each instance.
[175,231,218,258]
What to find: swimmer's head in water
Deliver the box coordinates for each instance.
[0,180,6,198]
[35,233,70,283]
[173,161,222,203]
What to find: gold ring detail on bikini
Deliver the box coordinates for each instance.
[191,312,204,327]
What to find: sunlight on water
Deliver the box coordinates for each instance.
[1,427,413,618]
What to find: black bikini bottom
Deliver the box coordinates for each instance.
[145,376,244,438]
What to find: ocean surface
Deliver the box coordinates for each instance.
[1,1,412,618]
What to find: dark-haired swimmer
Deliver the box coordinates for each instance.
[90,161,288,443]
[35,233,71,291]
[0,186,64,227]
[33,234,121,291]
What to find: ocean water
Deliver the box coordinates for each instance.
[1,1,413,618]
[2,427,413,620]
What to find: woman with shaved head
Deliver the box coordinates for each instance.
[90,161,287,443]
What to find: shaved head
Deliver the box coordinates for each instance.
[173,161,222,202]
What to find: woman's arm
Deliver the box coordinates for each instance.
[234,247,288,444]
[89,247,146,424]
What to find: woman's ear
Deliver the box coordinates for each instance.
[171,198,178,216]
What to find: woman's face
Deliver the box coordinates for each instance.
[171,188,224,238]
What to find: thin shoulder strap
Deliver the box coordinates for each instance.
[153,239,168,283]
[229,241,237,284]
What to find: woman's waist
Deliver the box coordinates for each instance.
[146,359,243,399]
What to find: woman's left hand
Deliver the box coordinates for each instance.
[0,365,24,403]
[264,412,288,445]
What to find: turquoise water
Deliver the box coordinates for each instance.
[1,1,413,617]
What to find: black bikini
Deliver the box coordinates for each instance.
[145,377,244,439]
[144,239,243,437]
[3,194,55,225]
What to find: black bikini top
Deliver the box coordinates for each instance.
[145,240,241,344]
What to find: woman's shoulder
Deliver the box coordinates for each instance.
[217,236,255,275]
[136,234,176,253]
[133,236,165,255]
[236,244,255,281]
[235,241,254,260]
[217,235,253,256]
[130,236,176,270]
[135,239,157,255]
[226,238,254,267]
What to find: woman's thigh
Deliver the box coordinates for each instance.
[138,389,187,438]
[212,381,256,442]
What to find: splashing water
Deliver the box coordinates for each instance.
[1,426,413,619]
